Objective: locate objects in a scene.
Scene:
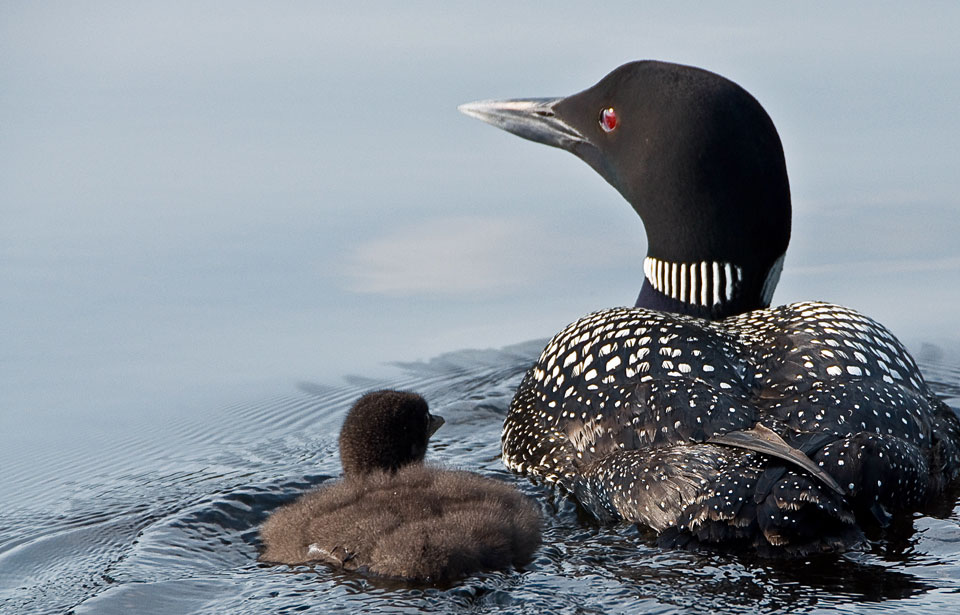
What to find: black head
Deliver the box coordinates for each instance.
[338,390,445,476]
[460,61,791,318]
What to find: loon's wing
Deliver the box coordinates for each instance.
[708,424,845,495]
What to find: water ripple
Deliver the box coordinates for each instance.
[3,341,960,614]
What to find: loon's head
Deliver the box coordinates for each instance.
[460,61,791,319]
[338,390,445,476]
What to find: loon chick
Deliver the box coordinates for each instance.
[259,390,541,582]
[460,61,960,554]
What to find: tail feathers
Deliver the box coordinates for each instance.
[577,442,865,554]
[676,463,861,555]
[754,473,861,552]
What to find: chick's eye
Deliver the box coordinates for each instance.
[599,107,618,133]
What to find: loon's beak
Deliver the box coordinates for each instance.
[427,413,445,437]
[458,98,586,151]
[459,96,610,183]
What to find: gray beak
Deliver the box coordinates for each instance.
[458,97,586,151]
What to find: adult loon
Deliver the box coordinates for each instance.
[459,61,960,554]
[260,390,541,582]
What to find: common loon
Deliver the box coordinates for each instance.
[259,390,541,581]
[459,61,960,554]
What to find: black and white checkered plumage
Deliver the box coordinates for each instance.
[503,302,960,553]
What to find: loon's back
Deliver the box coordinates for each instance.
[503,301,960,553]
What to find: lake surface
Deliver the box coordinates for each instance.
[2,342,959,614]
[2,3,959,614]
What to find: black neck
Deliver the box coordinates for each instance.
[634,254,784,319]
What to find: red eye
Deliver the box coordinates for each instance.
[599,107,618,132]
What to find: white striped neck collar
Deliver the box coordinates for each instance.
[643,257,742,308]
[639,254,785,318]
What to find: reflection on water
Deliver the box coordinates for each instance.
[1,341,959,615]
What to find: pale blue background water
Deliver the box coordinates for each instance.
[2,4,960,613]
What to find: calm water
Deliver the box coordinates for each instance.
[3,3,960,614]
[2,341,959,615]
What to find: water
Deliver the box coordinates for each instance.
[2,341,958,615]
[3,3,960,613]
